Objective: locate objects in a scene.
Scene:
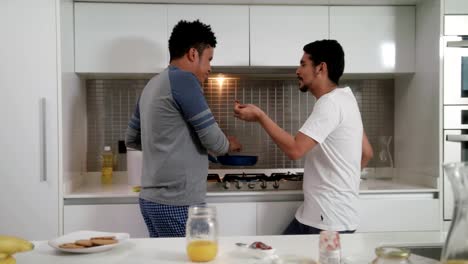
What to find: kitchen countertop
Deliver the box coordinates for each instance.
[17,232,444,263]
[64,172,438,200]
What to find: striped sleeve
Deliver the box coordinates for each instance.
[125,98,142,150]
[169,71,229,155]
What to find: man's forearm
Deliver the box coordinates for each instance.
[258,113,298,159]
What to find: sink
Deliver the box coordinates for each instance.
[383,244,443,261]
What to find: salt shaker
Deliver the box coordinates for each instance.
[319,231,341,264]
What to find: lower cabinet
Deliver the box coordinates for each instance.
[209,202,257,236]
[64,194,439,237]
[64,204,149,238]
[256,202,302,235]
[357,194,440,232]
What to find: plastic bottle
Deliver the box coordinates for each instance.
[319,231,341,264]
[101,146,113,184]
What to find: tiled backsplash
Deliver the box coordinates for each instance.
[86,78,394,171]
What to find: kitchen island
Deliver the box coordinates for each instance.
[18,232,443,263]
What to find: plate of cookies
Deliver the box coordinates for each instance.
[48,230,130,253]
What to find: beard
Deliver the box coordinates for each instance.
[299,85,308,93]
[298,78,308,93]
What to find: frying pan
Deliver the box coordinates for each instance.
[208,154,258,166]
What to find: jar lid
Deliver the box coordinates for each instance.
[375,247,411,259]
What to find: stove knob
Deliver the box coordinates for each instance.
[273,180,280,189]
[248,182,256,189]
[236,181,243,189]
[260,180,268,189]
[223,182,231,189]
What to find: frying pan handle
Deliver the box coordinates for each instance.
[208,154,218,163]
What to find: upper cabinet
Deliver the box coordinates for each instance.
[445,0,468,14]
[167,5,249,66]
[250,6,329,66]
[74,4,415,73]
[330,6,415,73]
[74,3,168,73]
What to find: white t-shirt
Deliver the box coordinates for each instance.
[295,87,363,231]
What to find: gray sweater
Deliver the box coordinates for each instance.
[126,66,229,206]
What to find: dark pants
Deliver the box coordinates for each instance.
[139,198,189,238]
[283,218,356,235]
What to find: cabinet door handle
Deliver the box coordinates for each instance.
[40,97,47,182]
[446,134,468,142]
[447,40,468,48]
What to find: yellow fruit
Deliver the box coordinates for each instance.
[0,256,15,264]
[0,253,8,261]
[0,236,34,255]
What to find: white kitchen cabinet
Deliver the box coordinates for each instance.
[250,6,329,66]
[445,0,468,14]
[74,3,168,73]
[209,202,257,236]
[0,0,60,240]
[330,6,415,73]
[64,204,149,238]
[357,194,439,232]
[167,5,249,66]
[256,202,302,235]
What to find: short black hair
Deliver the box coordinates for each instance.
[303,39,345,85]
[168,20,217,61]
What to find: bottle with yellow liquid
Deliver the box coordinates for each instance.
[101,146,113,184]
[186,205,218,262]
[441,162,468,264]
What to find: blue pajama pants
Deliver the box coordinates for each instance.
[139,198,189,238]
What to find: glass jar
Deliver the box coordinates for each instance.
[441,162,468,264]
[375,136,394,179]
[372,247,412,264]
[186,205,218,262]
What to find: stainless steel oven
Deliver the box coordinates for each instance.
[443,106,468,220]
[444,36,468,104]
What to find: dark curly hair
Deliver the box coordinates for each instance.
[303,39,345,85]
[168,20,217,61]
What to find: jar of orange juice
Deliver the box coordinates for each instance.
[186,205,218,262]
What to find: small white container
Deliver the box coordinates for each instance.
[127,149,142,186]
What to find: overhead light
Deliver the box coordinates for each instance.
[215,75,225,87]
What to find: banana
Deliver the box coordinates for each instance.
[0,256,15,264]
[0,236,34,255]
[0,253,8,260]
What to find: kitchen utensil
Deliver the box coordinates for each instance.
[235,241,276,259]
[208,154,258,166]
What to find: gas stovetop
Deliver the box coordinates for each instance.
[206,169,304,192]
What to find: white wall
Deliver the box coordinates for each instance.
[60,0,87,196]
[394,0,441,188]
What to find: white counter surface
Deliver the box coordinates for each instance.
[18,232,444,264]
[64,174,438,199]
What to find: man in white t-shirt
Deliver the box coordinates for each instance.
[233,39,374,234]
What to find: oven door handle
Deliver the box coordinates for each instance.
[447,134,468,142]
[447,40,468,48]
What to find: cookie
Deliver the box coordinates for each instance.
[91,239,118,246]
[75,240,93,247]
[59,243,85,249]
[90,236,116,240]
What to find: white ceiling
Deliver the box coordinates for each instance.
[75,0,419,5]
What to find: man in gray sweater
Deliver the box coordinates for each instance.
[126,20,241,237]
